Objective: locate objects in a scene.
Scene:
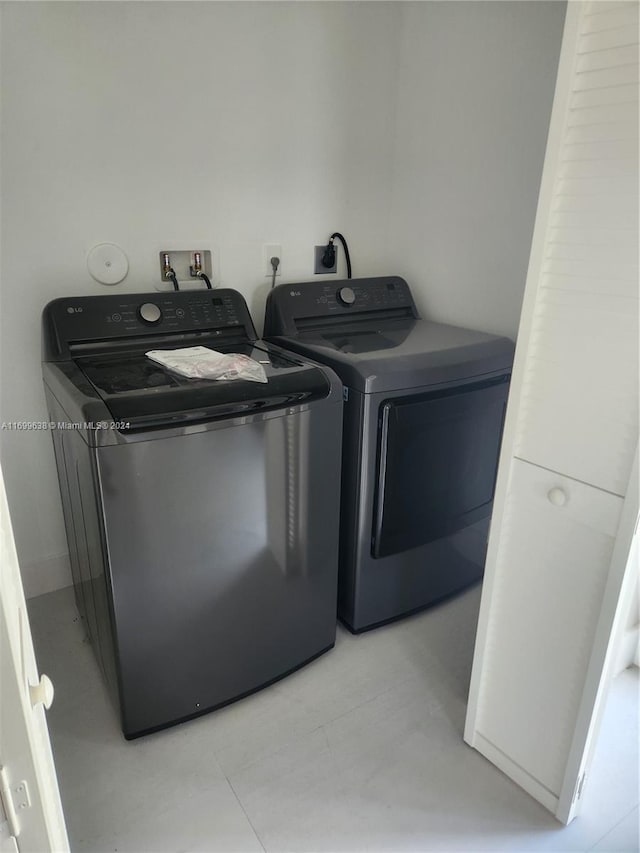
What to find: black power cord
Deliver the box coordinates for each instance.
[270,256,280,289]
[322,232,352,279]
[166,268,180,291]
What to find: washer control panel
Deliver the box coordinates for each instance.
[44,289,256,359]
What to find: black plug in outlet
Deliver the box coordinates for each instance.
[314,244,338,274]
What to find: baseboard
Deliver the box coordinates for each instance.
[21,553,72,599]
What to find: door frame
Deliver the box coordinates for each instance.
[557,447,639,823]
[0,464,69,851]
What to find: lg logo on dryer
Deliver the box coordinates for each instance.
[66,307,84,314]
[289,291,301,297]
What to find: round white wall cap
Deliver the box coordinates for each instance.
[87,243,129,285]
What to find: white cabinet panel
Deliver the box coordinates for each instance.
[515,288,639,495]
[475,459,623,796]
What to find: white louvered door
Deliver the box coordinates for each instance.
[465,1,639,824]
[514,0,639,496]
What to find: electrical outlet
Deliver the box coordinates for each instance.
[263,244,282,278]
[315,245,337,275]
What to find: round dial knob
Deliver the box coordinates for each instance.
[138,302,162,325]
[338,286,356,306]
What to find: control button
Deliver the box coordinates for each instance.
[138,302,162,325]
[111,313,122,322]
[338,286,356,306]
[176,308,185,318]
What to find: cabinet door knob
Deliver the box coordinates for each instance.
[29,674,54,709]
[547,487,568,507]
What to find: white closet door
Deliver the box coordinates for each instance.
[473,460,623,801]
[513,0,639,495]
[465,1,639,824]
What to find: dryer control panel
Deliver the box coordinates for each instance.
[264,276,419,337]
[43,289,257,360]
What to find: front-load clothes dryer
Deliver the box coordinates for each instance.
[42,288,343,738]
[264,276,515,633]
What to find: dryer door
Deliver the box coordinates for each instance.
[372,374,510,559]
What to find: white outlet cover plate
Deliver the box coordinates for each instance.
[263,244,282,277]
[87,243,129,285]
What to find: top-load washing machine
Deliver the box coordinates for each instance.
[264,276,514,633]
[42,288,343,737]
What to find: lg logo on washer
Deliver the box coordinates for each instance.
[289,291,301,297]
[66,307,84,314]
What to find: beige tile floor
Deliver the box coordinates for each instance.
[28,584,639,853]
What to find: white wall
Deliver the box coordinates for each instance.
[0,1,401,596]
[388,1,566,338]
[0,1,564,597]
